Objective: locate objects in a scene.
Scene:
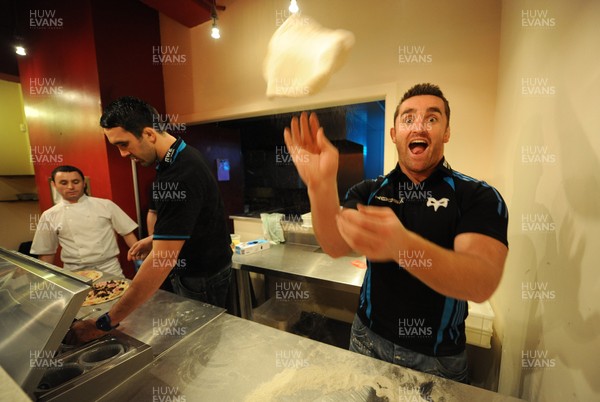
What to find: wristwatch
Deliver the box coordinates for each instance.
[95,312,120,331]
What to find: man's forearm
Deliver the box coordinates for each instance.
[397,232,506,302]
[107,240,183,323]
[308,182,352,258]
[336,205,507,302]
[122,232,138,248]
[107,256,172,323]
[38,254,56,264]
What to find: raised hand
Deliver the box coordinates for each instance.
[283,112,339,191]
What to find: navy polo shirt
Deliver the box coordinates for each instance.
[343,158,508,356]
[152,138,232,276]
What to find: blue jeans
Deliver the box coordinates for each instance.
[349,315,469,384]
[170,264,232,309]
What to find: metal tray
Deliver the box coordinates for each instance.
[0,248,153,401]
[35,332,153,402]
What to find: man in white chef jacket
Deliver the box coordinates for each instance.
[30,165,139,277]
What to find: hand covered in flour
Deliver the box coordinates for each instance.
[336,204,414,262]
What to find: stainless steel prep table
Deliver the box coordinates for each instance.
[232,242,367,318]
[0,248,225,401]
[98,313,525,402]
[0,246,227,400]
[76,286,226,358]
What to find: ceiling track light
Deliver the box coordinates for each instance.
[14,34,27,56]
[210,1,220,39]
[15,45,27,56]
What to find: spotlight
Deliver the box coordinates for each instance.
[211,22,220,39]
[211,2,220,39]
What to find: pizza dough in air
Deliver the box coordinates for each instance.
[263,13,355,98]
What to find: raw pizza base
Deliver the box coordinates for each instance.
[82,279,130,306]
[76,270,103,282]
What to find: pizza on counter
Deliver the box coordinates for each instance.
[82,279,130,306]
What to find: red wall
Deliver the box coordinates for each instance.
[18,0,110,212]
[18,0,166,277]
[91,0,166,240]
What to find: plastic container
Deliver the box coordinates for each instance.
[230,234,241,245]
[301,212,312,228]
[235,239,270,255]
[465,301,494,349]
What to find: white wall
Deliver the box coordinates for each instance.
[492,0,600,400]
[160,0,502,179]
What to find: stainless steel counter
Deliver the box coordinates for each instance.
[98,313,526,402]
[232,242,367,320]
[0,248,226,401]
[77,288,226,358]
[0,365,31,402]
[43,289,226,401]
[233,242,366,294]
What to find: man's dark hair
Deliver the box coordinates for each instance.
[51,165,88,194]
[99,96,164,137]
[393,83,450,126]
[51,165,84,182]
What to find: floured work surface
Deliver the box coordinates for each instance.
[98,314,526,402]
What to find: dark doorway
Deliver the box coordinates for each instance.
[199,100,385,218]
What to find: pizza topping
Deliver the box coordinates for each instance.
[82,279,130,306]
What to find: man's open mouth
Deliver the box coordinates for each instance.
[408,139,429,155]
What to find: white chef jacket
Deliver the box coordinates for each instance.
[30,195,138,276]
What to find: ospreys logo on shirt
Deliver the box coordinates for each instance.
[426,197,449,212]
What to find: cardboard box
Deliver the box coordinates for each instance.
[235,239,271,255]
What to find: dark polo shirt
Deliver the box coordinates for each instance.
[152,137,232,276]
[343,158,508,356]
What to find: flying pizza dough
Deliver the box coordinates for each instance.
[263,13,355,98]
